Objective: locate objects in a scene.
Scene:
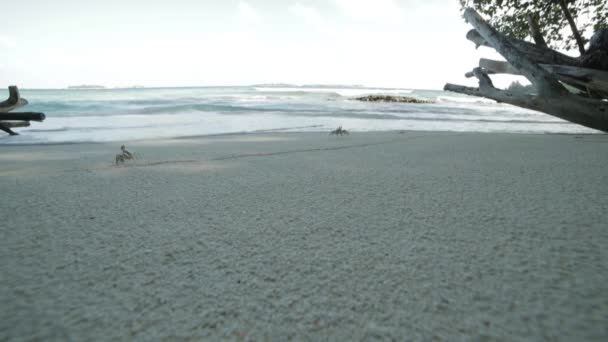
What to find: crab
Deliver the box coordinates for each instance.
[115,145,135,165]
[329,126,349,136]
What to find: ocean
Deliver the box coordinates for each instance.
[0,86,596,144]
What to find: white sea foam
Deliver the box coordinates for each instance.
[436,95,497,104]
[254,87,413,97]
[0,86,598,145]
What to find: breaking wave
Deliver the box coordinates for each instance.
[0,86,598,144]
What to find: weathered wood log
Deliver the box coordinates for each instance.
[589,29,608,52]
[0,123,18,135]
[0,85,46,135]
[0,121,30,128]
[472,67,494,89]
[466,62,588,96]
[544,65,608,94]
[464,59,511,78]
[580,29,608,70]
[467,58,608,95]
[469,28,608,72]
[444,84,536,107]
[0,112,46,122]
[466,29,579,67]
[444,81,608,131]
[446,8,608,132]
[0,86,29,113]
[478,58,520,75]
[465,8,565,95]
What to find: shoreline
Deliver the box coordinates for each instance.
[0,129,602,147]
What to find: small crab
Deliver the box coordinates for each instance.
[329,126,349,136]
[115,145,135,165]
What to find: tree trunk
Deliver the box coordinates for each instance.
[557,0,586,55]
[527,14,547,47]
[464,9,566,95]
[444,82,608,132]
[445,8,608,133]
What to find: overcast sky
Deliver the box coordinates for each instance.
[1,0,520,89]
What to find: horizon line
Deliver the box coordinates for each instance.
[4,84,443,92]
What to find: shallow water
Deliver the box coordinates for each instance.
[1,86,596,144]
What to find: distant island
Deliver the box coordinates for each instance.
[68,85,106,89]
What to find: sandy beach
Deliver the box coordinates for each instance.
[1,131,607,340]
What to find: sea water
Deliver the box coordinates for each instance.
[0,86,596,144]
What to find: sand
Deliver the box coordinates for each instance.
[1,131,608,340]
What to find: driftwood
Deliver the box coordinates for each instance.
[445,8,608,132]
[0,86,28,113]
[465,29,579,66]
[0,121,30,128]
[465,58,608,95]
[0,86,45,136]
[0,112,46,122]
[0,112,46,121]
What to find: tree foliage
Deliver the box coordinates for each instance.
[459,0,608,52]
